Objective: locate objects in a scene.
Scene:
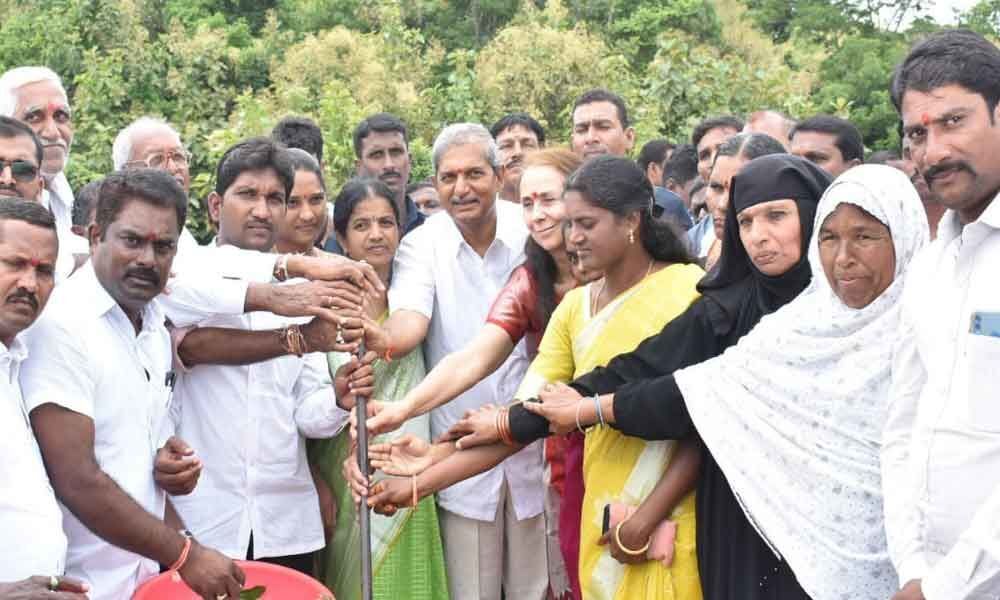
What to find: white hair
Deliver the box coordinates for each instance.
[0,66,66,117]
[431,123,499,173]
[111,116,182,170]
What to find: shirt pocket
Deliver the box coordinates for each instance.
[967,333,1000,432]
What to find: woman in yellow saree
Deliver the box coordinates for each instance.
[361,155,704,600]
[515,155,703,600]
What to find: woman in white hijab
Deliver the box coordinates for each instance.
[673,163,930,599]
[519,163,929,599]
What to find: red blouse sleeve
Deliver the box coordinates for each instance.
[486,265,540,344]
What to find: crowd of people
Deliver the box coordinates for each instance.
[0,25,997,600]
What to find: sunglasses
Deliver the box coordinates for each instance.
[0,159,39,183]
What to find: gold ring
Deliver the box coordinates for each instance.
[48,575,59,591]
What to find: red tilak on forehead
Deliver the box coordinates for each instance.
[28,257,41,267]
[143,233,161,243]
[921,113,931,126]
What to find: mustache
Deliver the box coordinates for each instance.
[125,267,160,286]
[924,160,975,183]
[6,289,38,310]
[246,219,272,230]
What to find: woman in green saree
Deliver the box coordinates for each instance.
[310,177,449,600]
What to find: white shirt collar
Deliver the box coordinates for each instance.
[75,261,165,332]
[443,200,523,258]
[46,172,74,211]
[938,191,1000,243]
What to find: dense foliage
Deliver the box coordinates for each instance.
[0,0,994,238]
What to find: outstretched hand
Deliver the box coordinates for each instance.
[369,434,433,476]
[360,399,411,438]
[442,404,502,449]
[367,477,413,517]
[526,382,587,435]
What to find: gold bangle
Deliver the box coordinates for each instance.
[614,520,650,556]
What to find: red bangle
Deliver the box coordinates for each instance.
[383,344,393,363]
[169,535,192,572]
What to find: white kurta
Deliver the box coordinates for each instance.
[388,203,543,522]
[21,263,174,600]
[0,337,67,580]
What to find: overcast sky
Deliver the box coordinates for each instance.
[929,0,979,23]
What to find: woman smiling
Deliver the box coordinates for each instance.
[311,177,450,600]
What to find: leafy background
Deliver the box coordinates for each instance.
[1,0,996,239]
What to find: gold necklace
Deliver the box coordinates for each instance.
[591,259,656,315]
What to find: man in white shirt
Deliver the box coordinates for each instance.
[884,29,1000,600]
[363,123,547,600]
[108,114,376,330]
[0,66,78,278]
[0,198,89,598]
[23,169,245,600]
[169,137,350,573]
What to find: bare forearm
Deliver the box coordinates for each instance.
[54,466,183,566]
[164,498,185,530]
[417,443,520,497]
[631,435,701,528]
[376,311,429,358]
[403,327,514,418]
[178,327,285,367]
[244,282,276,313]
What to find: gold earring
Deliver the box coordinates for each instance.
[628,230,635,244]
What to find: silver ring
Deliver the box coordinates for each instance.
[48,575,59,591]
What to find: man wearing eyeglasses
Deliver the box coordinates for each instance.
[0,116,44,203]
[111,117,199,255]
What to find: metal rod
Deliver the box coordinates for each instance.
[355,341,373,600]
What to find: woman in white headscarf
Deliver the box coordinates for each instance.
[520,163,929,599]
[672,163,929,598]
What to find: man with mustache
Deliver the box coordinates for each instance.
[887,136,945,239]
[884,29,1000,600]
[0,67,81,278]
[22,169,245,600]
[490,112,545,203]
[0,117,44,204]
[570,89,691,230]
[325,113,425,254]
[109,116,370,351]
[166,137,354,574]
[0,198,93,599]
[361,123,547,600]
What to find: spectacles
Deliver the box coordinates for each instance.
[126,149,191,170]
[0,159,39,182]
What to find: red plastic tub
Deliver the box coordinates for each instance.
[132,561,335,599]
